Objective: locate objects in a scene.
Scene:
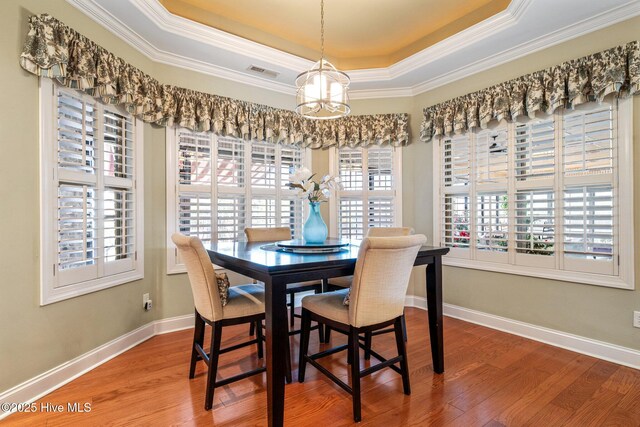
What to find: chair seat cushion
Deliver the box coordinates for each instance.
[222,284,265,320]
[327,276,352,288]
[301,289,350,324]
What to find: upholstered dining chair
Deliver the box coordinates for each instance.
[328,227,414,289]
[244,227,324,338]
[298,234,426,422]
[172,233,271,410]
[327,226,415,353]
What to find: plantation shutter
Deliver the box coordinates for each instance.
[55,87,139,288]
[476,193,509,251]
[339,198,364,240]
[251,143,277,188]
[168,130,307,270]
[562,104,615,275]
[512,118,556,267]
[280,144,305,238]
[175,130,213,265]
[441,135,471,257]
[178,193,212,243]
[335,146,400,240]
[563,106,613,177]
[441,194,471,249]
[102,110,136,275]
[514,119,555,182]
[216,194,246,241]
[57,184,98,285]
[251,197,277,228]
[281,197,303,237]
[56,92,97,286]
[475,128,508,184]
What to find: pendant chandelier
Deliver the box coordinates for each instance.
[295,0,350,120]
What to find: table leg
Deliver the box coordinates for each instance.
[426,256,444,373]
[264,277,288,427]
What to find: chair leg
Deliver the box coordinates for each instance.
[256,319,264,359]
[349,326,362,422]
[347,333,353,365]
[249,320,255,336]
[394,317,411,395]
[364,332,372,360]
[325,326,332,343]
[401,312,408,342]
[190,311,206,379]
[289,292,296,327]
[314,288,325,343]
[298,308,312,382]
[204,322,222,410]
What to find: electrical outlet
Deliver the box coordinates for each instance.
[634,311,640,328]
[144,299,153,311]
[143,293,150,310]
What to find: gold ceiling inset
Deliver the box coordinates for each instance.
[159,0,511,70]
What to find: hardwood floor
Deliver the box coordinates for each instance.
[6,307,640,426]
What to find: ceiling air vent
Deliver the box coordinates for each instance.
[247,65,280,79]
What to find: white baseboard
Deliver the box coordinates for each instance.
[0,314,193,420]
[405,295,640,370]
[154,314,195,335]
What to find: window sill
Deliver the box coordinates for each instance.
[41,271,144,305]
[442,257,634,290]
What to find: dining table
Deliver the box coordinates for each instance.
[206,239,449,427]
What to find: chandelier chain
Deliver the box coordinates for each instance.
[320,0,324,60]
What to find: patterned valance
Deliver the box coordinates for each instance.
[420,41,640,141]
[19,14,409,149]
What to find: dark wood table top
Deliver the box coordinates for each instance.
[207,240,449,276]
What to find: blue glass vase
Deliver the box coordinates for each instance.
[303,201,328,244]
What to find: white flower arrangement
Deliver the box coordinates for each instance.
[288,167,342,203]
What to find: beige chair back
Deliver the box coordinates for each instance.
[244,227,291,242]
[171,233,223,322]
[366,227,414,237]
[349,234,426,327]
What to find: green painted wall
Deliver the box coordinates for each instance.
[1,0,639,398]
[0,0,156,392]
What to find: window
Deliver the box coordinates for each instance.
[330,146,402,240]
[40,79,144,304]
[167,128,309,273]
[434,100,634,289]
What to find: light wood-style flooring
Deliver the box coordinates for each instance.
[6,307,640,426]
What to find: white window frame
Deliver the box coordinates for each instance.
[166,128,311,274]
[432,99,634,290]
[329,146,403,239]
[40,79,145,305]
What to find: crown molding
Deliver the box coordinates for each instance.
[67,0,640,101]
[130,0,312,71]
[408,0,640,96]
[349,87,413,100]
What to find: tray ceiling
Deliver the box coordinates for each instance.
[159,0,510,70]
